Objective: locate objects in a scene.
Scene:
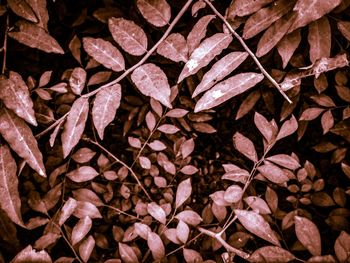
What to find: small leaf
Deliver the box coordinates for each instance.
[72,216,92,245]
[257,163,290,184]
[79,235,95,263]
[148,140,166,151]
[131,63,172,108]
[147,232,165,260]
[233,132,258,162]
[157,33,188,62]
[118,243,139,263]
[180,165,198,175]
[178,33,233,83]
[139,156,151,169]
[87,71,111,86]
[254,112,274,142]
[277,29,302,69]
[157,124,179,134]
[147,202,166,224]
[73,201,102,219]
[9,20,64,54]
[69,35,82,65]
[176,220,190,243]
[265,186,278,213]
[72,188,104,207]
[108,17,147,56]
[61,97,89,158]
[308,17,331,64]
[69,67,86,95]
[276,115,298,141]
[183,248,203,263]
[321,110,334,134]
[334,231,350,262]
[266,154,300,170]
[58,197,77,226]
[38,71,52,88]
[249,246,295,262]
[224,185,243,203]
[67,166,99,183]
[244,196,271,214]
[72,148,96,164]
[166,108,189,118]
[92,84,121,139]
[175,178,192,209]
[10,245,51,263]
[221,164,249,184]
[294,216,321,256]
[7,0,38,23]
[83,37,125,72]
[136,0,171,27]
[227,0,274,17]
[175,210,202,226]
[180,138,195,159]
[235,209,281,246]
[164,228,181,244]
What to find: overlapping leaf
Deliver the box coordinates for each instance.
[227,0,274,17]
[277,29,301,68]
[187,15,215,55]
[307,17,331,64]
[294,216,321,256]
[157,33,188,62]
[26,0,49,30]
[10,245,52,263]
[7,0,38,23]
[136,0,171,27]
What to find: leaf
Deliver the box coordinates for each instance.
[26,0,49,30]
[131,63,172,108]
[337,21,350,42]
[8,20,64,54]
[331,119,350,143]
[276,115,298,141]
[157,124,179,134]
[166,108,189,118]
[92,84,121,140]
[265,187,278,213]
[0,72,37,126]
[157,33,188,62]
[180,138,195,159]
[224,185,243,203]
[187,15,215,55]
[235,209,281,246]
[136,0,171,27]
[69,67,86,95]
[61,97,89,158]
[175,210,202,226]
[179,34,233,84]
[147,202,166,224]
[134,222,151,240]
[66,166,99,183]
[277,29,302,69]
[193,52,249,97]
[294,216,321,256]
[244,196,271,214]
[243,0,295,39]
[227,0,274,17]
[321,110,334,134]
[10,245,52,263]
[73,201,102,219]
[180,165,198,175]
[148,140,166,151]
[288,0,342,33]
[71,216,92,245]
[83,37,125,72]
[0,145,25,227]
[58,197,77,226]
[0,108,46,177]
[176,220,190,243]
[308,17,331,64]
[300,108,325,121]
[7,0,38,23]
[236,90,261,120]
[118,243,139,263]
[257,163,290,184]
[249,246,295,262]
[254,112,274,142]
[266,154,300,170]
[175,178,192,209]
[69,35,82,65]
[108,17,147,56]
[79,235,95,263]
[221,164,249,184]
[147,232,165,260]
[334,231,350,262]
[72,148,96,164]
[183,248,203,263]
[233,132,258,162]
[72,188,104,207]
[194,73,264,112]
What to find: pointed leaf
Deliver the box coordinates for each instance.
[227,0,274,17]
[308,17,331,64]
[180,138,195,159]
[10,245,51,263]
[178,33,233,83]
[236,90,261,120]
[254,112,274,142]
[277,29,302,68]
[7,0,38,23]
[157,124,179,134]
[147,202,166,224]
[108,17,147,56]
[300,108,325,121]
[67,166,99,183]
[294,216,321,256]
[134,222,151,240]
[224,185,243,203]
[147,232,165,260]
[83,37,125,72]
[61,97,89,158]
[321,110,334,134]
[187,15,215,54]
[118,243,139,263]
[334,231,350,262]
[79,235,95,263]
[338,21,350,42]
[244,196,271,214]
[26,0,49,30]
[276,115,298,141]
[69,67,86,95]
[175,178,192,209]
[71,216,92,245]
[266,154,300,170]
[257,163,290,184]
[131,63,171,108]
[136,0,171,27]
[249,246,295,262]
[92,84,121,139]
[233,132,258,162]
[176,220,190,243]
[58,197,77,226]
[175,210,202,226]
[157,33,188,62]
[73,201,102,219]
[0,108,46,176]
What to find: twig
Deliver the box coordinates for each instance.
[203,0,292,104]
[35,112,68,139]
[103,204,140,220]
[1,14,9,74]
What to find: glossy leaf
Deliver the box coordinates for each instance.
[136,0,171,27]
[58,197,77,226]
[157,33,188,62]
[233,132,258,162]
[147,232,165,260]
[73,201,102,219]
[71,216,92,245]
[187,15,215,55]
[294,216,321,256]
[308,17,331,64]
[175,178,192,209]
[244,196,271,214]
[224,185,243,203]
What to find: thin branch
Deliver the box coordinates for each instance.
[1,14,9,74]
[203,0,292,104]
[35,112,68,139]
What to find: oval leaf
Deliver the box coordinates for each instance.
[147,202,166,224]
[137,0,171,27]
[228,0,274,17]
[266,154,300,170]
[257,163,290,184]
[67,166,99,183]
[157,33,188,62]
[175,210,202,226]
[233,132,258,163]
[72,216,92,245]
[175,178,192,209]
[187,15,215,55]
[294,216,321,256]
[118,243,139,263]
[147,232,165,260]
[249,246,295,262]
[79,235,95,263]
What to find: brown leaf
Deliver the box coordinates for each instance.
[61,97,89,158]
[26,0,49,30]
[227,0,274,17]
[308,17,331,64]
[0,107,45,176]
[134,222,151,240]
[334,231,350,262]
[0,145,25,227]
[72,188,104,207]
[194,72,264,112]
[0,72,37,126]
[118,243,139,263]
[257,163,290,184]
[71,147,96,164]
[254,112,274,142]
[79,235,95,263]
[131,63,172,108]
[147,202,166,224]
[10,245,52,263]
[87,71,111,86]
[335,85,350,103]
[244,196,271,214]
[266,154,300,170]
[193,52,249,97]
[71,216,92,245]
[69,35,82,65]
[175,178,192,209]
[7,0,38,23]
[175,210,202,226]
[337,21,350,41]
[233,132,258,162]
[157,33,188,62]
[92,84,121,139]
[277,29,302,69]
[69,67,86,95]
[34,233,60,250]
[178,33,233,83]
[265,186,278,213]
[136,0,171,27]
[276,115,298,141]
[8,20,64,54]
[108,17,148,56]
[321,110,334,134]
[294,216,321,256]
[187,15,215,55]
[93,7,123,23]
[83,37,125,72]
[73,201,102,219]
[67,166,99,183]
[221,164,249,184]
[147,232,165,260]
[249,246,295,262]
[300,108,325,121]
[331,119,350,143]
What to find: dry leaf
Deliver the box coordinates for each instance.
[187,15,215,54]
[294,216,321,256]
[175,178,192,209]
[136,0,171,27]
[308,17,331,64]
[233,132,258,162]
[157,33,188,62]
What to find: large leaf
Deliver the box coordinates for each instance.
[277,29,301,68]
[7,0,38,23]
[193,52,249,97]
[243,0,295,39]
[157,33,188,62]
[108,17,148,56]
[61,97,89,158]
[0,108,46,177]
[178,33,233,83]
[307,17,331,64]
[194,72,264,112]
[10,245,52,263]
[187,15,215,55]
[92,84,121,140]
[136,0,171,27]
[0,72,37,126]
[131,63,172,108]
[26,0,49,30]
[0,145,25,227]
[294,216,321,256]
[227,0,274,17]
[8,20,64,54]
[83,37,125,72]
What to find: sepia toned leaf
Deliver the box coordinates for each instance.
[92,84,121,139]
[73,201,102,219]
[83,38,125,72]
[321,110,334,134]
[69,67,86,95]
[337,21,350,42]
[148,140,166,151]
[118,243,139,263]
[10,245,52,263]
[254,112,274,142]
[157,33,188,62]
[0,107,46,176]
[66,166,99,183]
[236,90,261,120]
[227,0,274,17]
[334,231,350,262]
[131,63,172,108]
[26,0,49,30]
[180,165,198,175]
[178,33,233,83]
[72,188,104,207]
[136,0,171,27]
[134,222,151,240]
[157,124,179,134]
[61,97,89,158]
[175,210,202,226]
[108,17,147,56]
[87,71,111,86]
[224,185,243,203]
[300,108,325,121]
[69,35,82,65]
[233,132,258,162]
[308,17,331,64]
[191,0,206,17]
[176,220,189,243]
[147,202,166,224]
[166,108,188,118]
[58,197,77,226]
[72,148,96,164]
[194,72,264,112]
[221,164,249,184]
[183,248,203,263]
[175,178,192,209]
[79,235,95,263]
[0,145,25,227]
[249,246,295,262]
[265,186,278,213]
[244,196,271,214]
[294,216,321,256]
[266,154,300,170]
[192,122,216,133]
[0,72,37,126]
[7,0,38,23]
[257,163,290,184]
[147,232,165,260]
[72,216,92,245]
[330,119,350,143]
[193,52,249,97]
[139,156,151,169]
[276,115,298,141]
[180,138,195,159]
[93,7,123,23]
[34,233,60,250]
[235,209,281,246]
[187,15,215,55]
[164,228,181,244]
[277,29,302,69]
[9,20,64,54]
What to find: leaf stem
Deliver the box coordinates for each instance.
[1,13,9,74]
[202,0,292,103]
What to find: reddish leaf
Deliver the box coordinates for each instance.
[175,178,192,209]
[221,164,249,184]
[277,29,302,69]
[334,231,350,262]
[233,132,258,162]
[244,196,271,214]
[176,220,190,243]
[67,166,99,183]
[254,112,274,142]
[139,156,151,169]
[145,111,156,131]
[87,71,111,86]
[294,216,321,256]
[157,33,188,62]
[180,165,198,175]
[210,191,232,206]
[180,138,195,159]
[61,97,89,158]
[265,186,278,213]
[134,222,151,240]
[148,140,166,151]
[79,235,95,263]
[276,115,298,141]
[0,108,46,176]
[10,245,52,263]
[71,216,92,245]
[147,202,166,224]
[249,246,295,262]
[58,197,77,226]
[72,148,96,164]
[308,17,331,64]
[337,21,350,42]
[92,84,121,139]
[69,67,86,95]
[73,201,102,219]
[224,185,243,203]
[108,18,147,56]
[166,108,189,118]
[300,108,325,121]
[266,154,300,170]
[183,248,203,263]
[187,15,215,55]
[236,90,261,120]
[257,163,290,184]
[330,119,350,143]
[26,0,49,30]
[7,0,38,23]
[136,0,171,27]
[157,124,179,134]
[321,110,334,134]
[118,243,139,263]
[147,232,165,260]
[69,35,82,65]
[227,0,273,17]
[175,210,202,226]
